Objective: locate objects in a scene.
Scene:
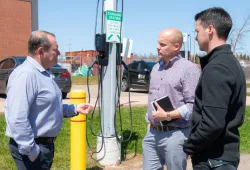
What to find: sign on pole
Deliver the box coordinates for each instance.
[121,38,133,59]
[106,10,122,43]
[182,33,188,42]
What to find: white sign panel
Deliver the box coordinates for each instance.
[182,33,188,42]
[121,38,128,57]
[127,39,133,59]
[106,10,122,43]
[104,0,116,11]
[121,38,133,59]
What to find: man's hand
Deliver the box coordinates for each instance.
[152,101,167,121]
[76,103,93,114]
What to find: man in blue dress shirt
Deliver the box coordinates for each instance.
[4,31,93,170]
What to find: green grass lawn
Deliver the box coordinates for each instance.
[239,106,250,152]
[0,106,250,169]
[247,83,250,96]
[71,76,98,85]
[0,106,148,170]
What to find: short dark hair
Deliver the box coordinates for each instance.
[195,7,232,40]
[28,31,55,55]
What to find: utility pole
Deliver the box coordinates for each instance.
[182,33,189,60]
[192,31,196,62]
[67,39,72,65]
[67,39,72,52]
[96,0,121,166]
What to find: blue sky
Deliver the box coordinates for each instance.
[39,0,250,56]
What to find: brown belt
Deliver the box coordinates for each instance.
[150,123,181,132]
[35,137,56,143]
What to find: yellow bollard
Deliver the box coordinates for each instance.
[70,90,86,170]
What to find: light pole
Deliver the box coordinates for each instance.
[192,30,196,63]
[96,0,121,166]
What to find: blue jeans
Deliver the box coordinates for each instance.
[192,156,239,170]
[192,161,238,170]
[9,138,55,170]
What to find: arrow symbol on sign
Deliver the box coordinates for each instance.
[108,34,113,40]
[117,35,121,40]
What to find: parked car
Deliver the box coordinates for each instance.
[0,56,71,99]
[121,60,157,92]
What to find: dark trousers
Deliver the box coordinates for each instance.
[9,138,55,170]
[192,156,239,170]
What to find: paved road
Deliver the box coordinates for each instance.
[0,85,149,113]
[1,85,250,113]
[62,85,149,107]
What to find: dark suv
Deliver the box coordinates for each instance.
[121,60,157,92]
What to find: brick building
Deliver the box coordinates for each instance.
[65,50,98,75]
[65,50,134,75]
[0,0,37,60]
[65,50,97,66]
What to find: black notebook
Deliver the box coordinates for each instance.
[151,95,176,126]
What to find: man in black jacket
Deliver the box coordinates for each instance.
[183,7,246,170]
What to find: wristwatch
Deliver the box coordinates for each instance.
[165,112,172,121]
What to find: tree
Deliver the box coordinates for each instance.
[228,12,250,54]
[243,54,247,60]
[239,53,243,59]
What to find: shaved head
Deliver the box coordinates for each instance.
[160,28,183,49]
[157,28,183,62]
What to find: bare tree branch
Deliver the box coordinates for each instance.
[229,12,250,54]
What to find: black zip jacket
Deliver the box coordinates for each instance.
[183,44,246,162]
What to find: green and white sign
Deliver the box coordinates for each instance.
[106,10,122,43]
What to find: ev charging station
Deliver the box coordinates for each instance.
[85,0,134,167]
[94,0,126,166]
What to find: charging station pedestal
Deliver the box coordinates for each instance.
[96,136,121,166]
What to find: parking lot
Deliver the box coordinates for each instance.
[0,85,149,113]
[1,85,250,113]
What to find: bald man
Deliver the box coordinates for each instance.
[142,28,200,170]
[4,31,93,170]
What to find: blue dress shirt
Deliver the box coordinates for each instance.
[4,56,77,160]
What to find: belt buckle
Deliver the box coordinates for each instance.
[156,126,161,131]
